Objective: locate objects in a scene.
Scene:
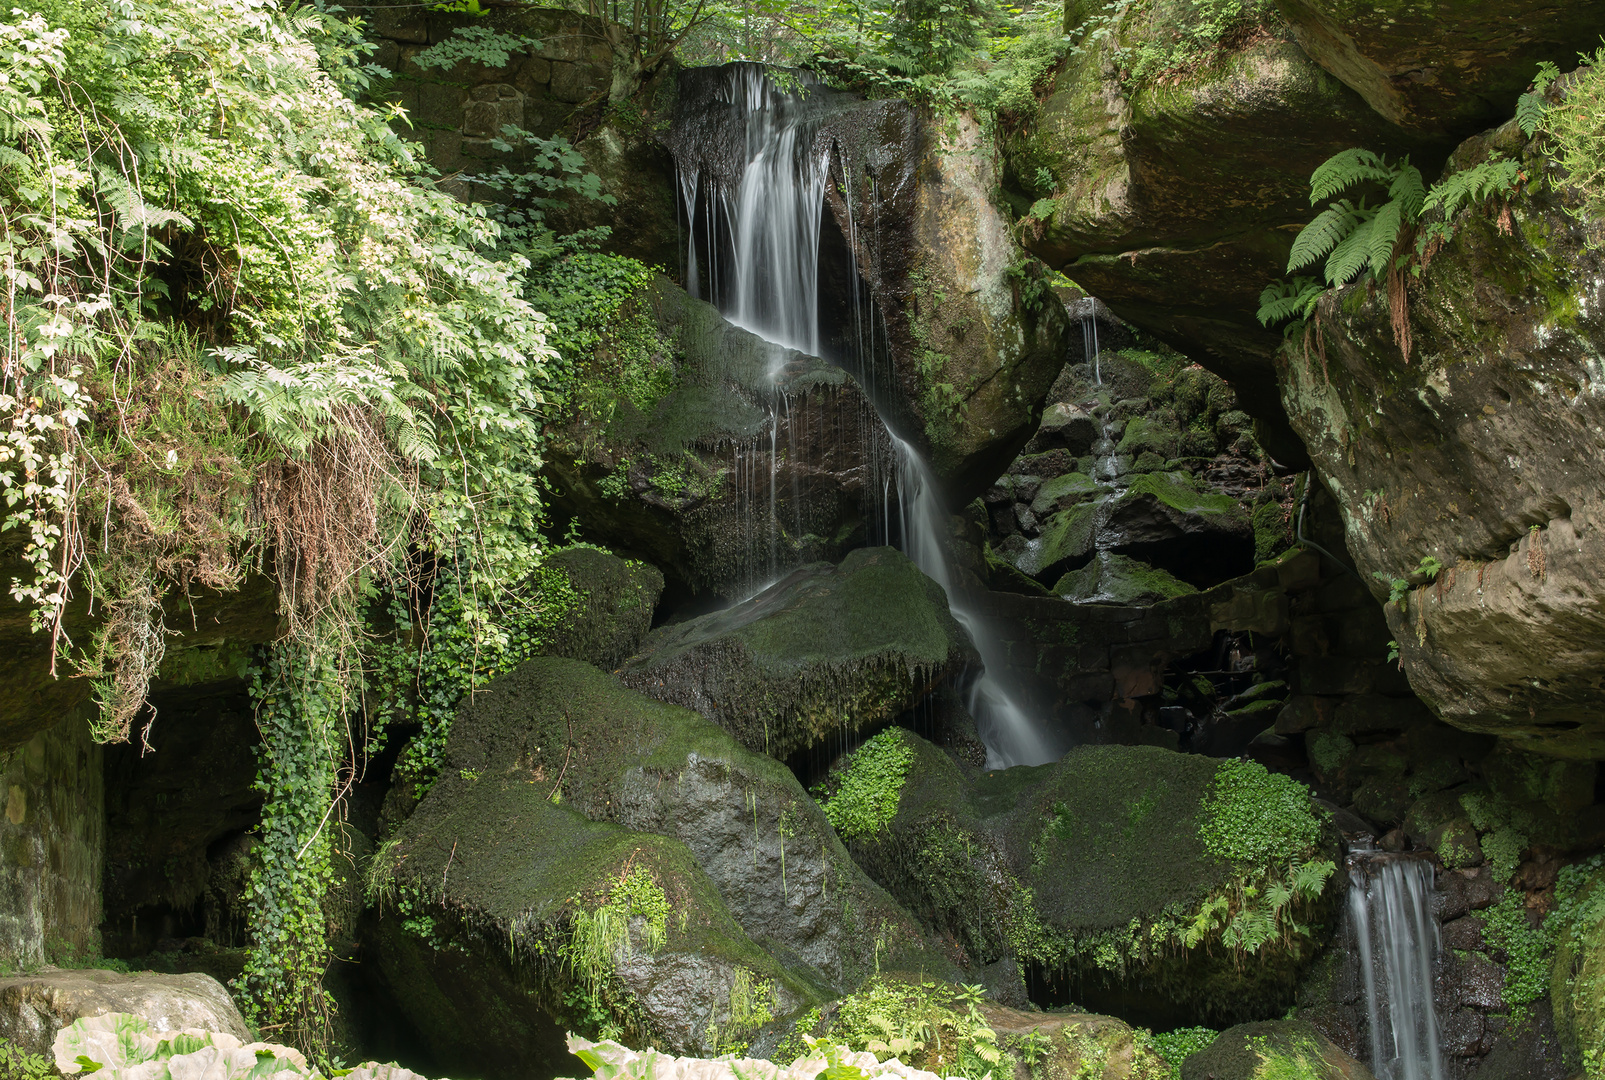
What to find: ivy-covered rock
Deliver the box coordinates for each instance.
[370,656,947,1077]
[1180,1020,1374,1080]
[1276,112,1605,757]
[619,548,976,759]
[839,734,1340,1025]
[538,546,664,670]
[545,278,888,597]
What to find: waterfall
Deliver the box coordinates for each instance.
[1348,851,1446,1080]
[674,64,1062,768]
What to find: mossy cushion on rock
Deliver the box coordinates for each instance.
[1180,1020,1375,1080]
[538,546,664,670]
[841,735,1338,1026]
[1551,858,1605,1078]
[373,656,946,1068]
[1053,552,1197,605]
[545,278,887,596]
[619,547,976,759]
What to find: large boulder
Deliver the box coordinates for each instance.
[370,657,945,1077]
[1277,113,1605,758]
[0,969,250,1059]
[545,279,888,598]
[825,732,1340,1026]
[1274,0,1605,140]
[1181,1020,1374,1080]
[1003,11,1413,462]
[619,547,975,759]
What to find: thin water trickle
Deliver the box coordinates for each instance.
[672,63,1061,767]
[1348,851,1446,1080]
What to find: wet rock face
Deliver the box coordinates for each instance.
[1274,0,1605,139]
[1278,119,1605,758]
[545,279,891,598]
[619,547,975,760]
[982,349,1275,596]
[670,66,1070,503]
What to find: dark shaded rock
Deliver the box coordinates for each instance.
[1101,473,1255,587]
[1034,403,1100,456]
[619,548,974,759]
[1274,0,1605,139]
[1441,916,1485,953]
[1277,115,1605,757]
[1440,1007,1486,1058]
[539,547,664,670]
[1436,866,1504,922]
[1181,1019,1375,1080]
[546,279,888,597]
[1451,952,1506,1011]
[1006,17,1416,463]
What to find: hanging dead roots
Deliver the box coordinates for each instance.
[256,408,421,638]
[85,577,169,747]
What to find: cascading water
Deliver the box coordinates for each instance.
[1347,850,1447,1080]
[674,64,1062,768]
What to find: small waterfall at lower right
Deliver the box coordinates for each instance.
[1347,849,1447,1080]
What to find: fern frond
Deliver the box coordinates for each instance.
[1287,200,1362,272]
[1388,161,1426,222]
[1423,158,1522,222]
[1517,93,1547,137]
[1325,211,1377,285]
[1309,148,1395,204]
[1256,277,1324,328]
[1365,199,1404,280]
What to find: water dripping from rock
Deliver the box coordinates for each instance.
[1348,848,1447,1080]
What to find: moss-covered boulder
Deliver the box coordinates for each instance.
[1003,9,1412,460]
[1180,1020,1374,1080]
[371,793,808,1075]
[1276,110,1605,757]
[619,548,975,759]
[369,656,947,1074]
[538,547,664,670]
[1053,552,1198,605]
[833,734,1340,1025]
[1274,0,1605,139]
[545,278,887,597]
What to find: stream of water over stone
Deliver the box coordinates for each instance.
[673,64,1061,767]
[1348,850,1447,1080]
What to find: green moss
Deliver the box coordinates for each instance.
[1550,856,1605,1079]
[1182,1021,1357,1080]
[1118,416,1177,458]
[1020,502,1099,577]
[1053,552,1198,605]
[540,546,664,670]
[1483,887,1553,1020]
[817,729,917,842]
[1030,471,1100,514]
[1307,732,1355,777]
[1251,499,1291,563]
[1122,471,1241,516]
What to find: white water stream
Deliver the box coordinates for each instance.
[676,65,1060,767]
[1348,851,1447,1080]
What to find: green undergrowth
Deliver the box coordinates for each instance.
[816,729,917,842]
[1138,1026,1218,1080]
[777,979,1005,1078]
[1550,856,1605,1078]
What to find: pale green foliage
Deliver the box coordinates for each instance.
[816,728,916,841]
[1517,61,1560,137]
[1532,49,1605,228]
[563,867,671,1006]
[567,1034,952,1080]
[414,26,542,70]
[1137,1027,1217,1080]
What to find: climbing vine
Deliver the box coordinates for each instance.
[235,641,346,1058]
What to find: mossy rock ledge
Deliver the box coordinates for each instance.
[836,735,1340,1026]
[371,658,947,1078]
[618,547,977,759]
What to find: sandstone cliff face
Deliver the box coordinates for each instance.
[1280,117,1605,758]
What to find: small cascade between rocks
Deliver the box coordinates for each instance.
[673,63,1062,768]
[1348,850,1447,1080]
